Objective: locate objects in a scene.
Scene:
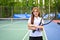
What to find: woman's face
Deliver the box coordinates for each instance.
[33,9,39,17]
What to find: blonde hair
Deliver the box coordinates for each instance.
[32,7,40,16]
[31,7,41,24]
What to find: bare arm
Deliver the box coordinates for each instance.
[36,26,44,31]
[28,23,43,31]
[28,23,37,30]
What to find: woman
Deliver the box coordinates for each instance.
[28,7,44,40]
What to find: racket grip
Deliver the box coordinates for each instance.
[37,28,40,31]
[32,28,40,33]
[32,30,36,33]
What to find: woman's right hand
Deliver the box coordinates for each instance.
[28,24,37,30]
[32,27,37,30]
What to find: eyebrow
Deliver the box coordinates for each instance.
[33,11,38,12]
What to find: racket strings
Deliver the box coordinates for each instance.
[32,13,56,33]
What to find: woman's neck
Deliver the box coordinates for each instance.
[35,16,38,18]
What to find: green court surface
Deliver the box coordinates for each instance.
[0,20,46,40]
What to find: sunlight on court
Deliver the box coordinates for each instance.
[0,20,29,40]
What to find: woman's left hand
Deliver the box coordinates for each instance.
[37,26,44,31]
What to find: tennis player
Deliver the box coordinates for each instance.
[28,7,44,40]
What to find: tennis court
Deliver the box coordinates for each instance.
[0,18,60,40]
[0,0,60,40]
[0,18,47,40]
[0,19,28,40]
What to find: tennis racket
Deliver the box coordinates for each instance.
[33,13,56,33]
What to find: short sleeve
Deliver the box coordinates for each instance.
[28,17,31,23]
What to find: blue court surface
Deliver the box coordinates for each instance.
[44,22,60,40]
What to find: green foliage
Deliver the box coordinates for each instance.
[0,0,60,18]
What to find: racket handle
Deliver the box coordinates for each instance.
[37,28,40,31]
[32,28,40,33]
[32,30,36,33]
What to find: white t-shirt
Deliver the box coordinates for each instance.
[28,17,44,37]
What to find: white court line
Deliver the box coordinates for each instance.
[43,28,48,40]
[22,31,29,40]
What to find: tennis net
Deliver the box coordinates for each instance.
[0,18,28,24]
